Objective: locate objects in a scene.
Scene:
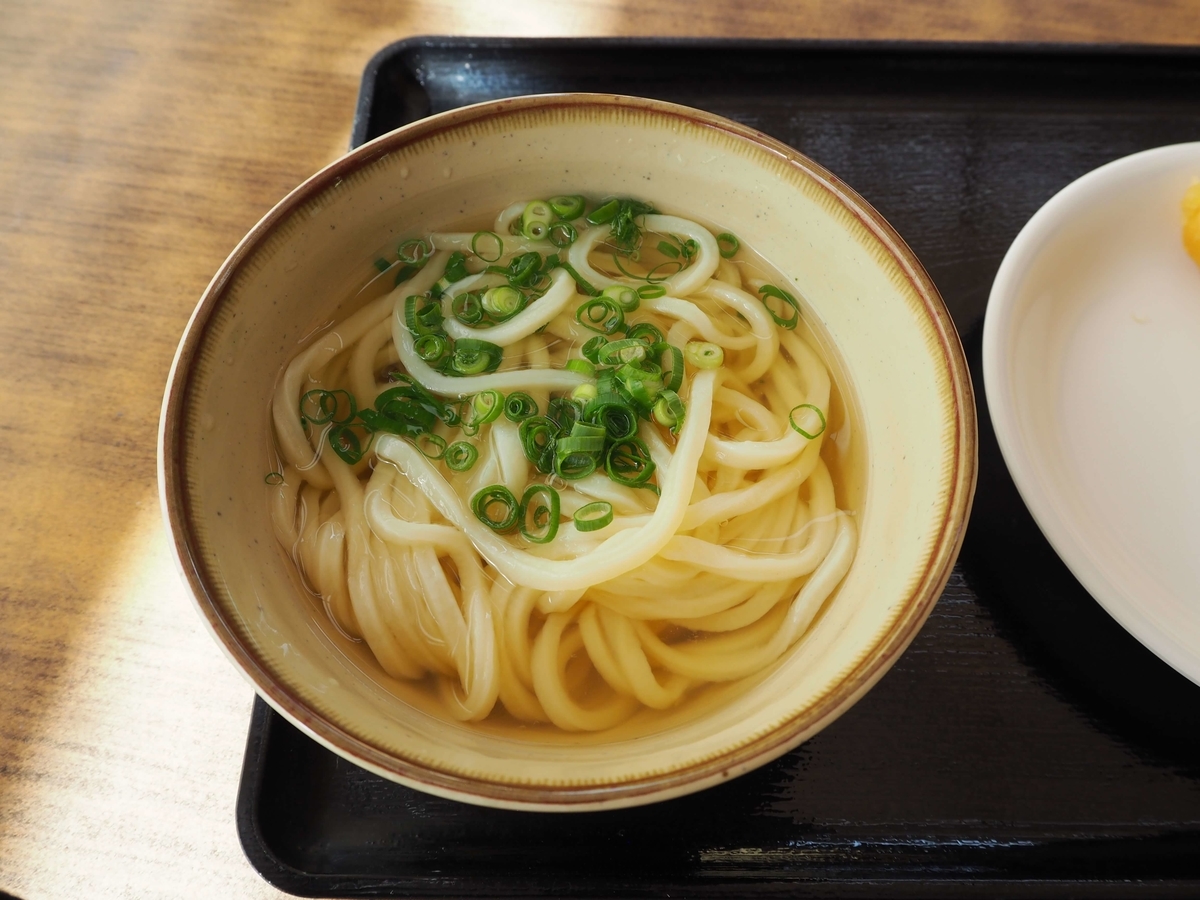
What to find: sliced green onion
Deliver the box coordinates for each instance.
[300,389,336,424]
[328,423,368,465]
[264,471,285,485]
[548,221,578,248]
[555,259,598,296]
[452,291,484,324]
[471,390,504,426]
[625,322,664,347]
[299,389,357,425]
[397,238,432,265]
[576,297,624,335]
[637,284,666,300]
[685,341,724,369]
[444,441,479,472]
[547,397,583,432]
[504,391,539,422]
[581,336,608,363]
[415,432,447,460]
[482,285,524,318]
[373,257,392,274]
[597,338,647,366]
[584,396,639,441]
[651,342,684,392]
[519,416,558,473]
[620,369,664,408]
[758,284,801,330]
[471,231,504,262]
[520,484,561,544]
[414,332,451,365]
[554,450,597,480]
[555,434,605,455]
[565,358,596,377]
[443,251,471,283]
[585,199,620,225]
[606,437,656,486]
[549,195,585,220]
[602,284,639,312]
[574,500,614,532]
[657,240,680,260]
[788,403,827,439]
[450,339,503,376]
[680,238,699,260]
[652,390,686,433]
[571,383,598,403]
[404,295,443,335]
[522,200,553,240]
[471,485,520,532]
[717,232,740,258]
[500,251,543,289]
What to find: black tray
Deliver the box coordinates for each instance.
[238,38,1200,897]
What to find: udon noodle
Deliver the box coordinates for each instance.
[266,196,858,732]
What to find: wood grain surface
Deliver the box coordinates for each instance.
[2,2,1199,898]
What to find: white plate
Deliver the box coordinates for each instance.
[984,143,1200,685]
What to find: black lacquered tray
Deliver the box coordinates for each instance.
[238,38,1200,897]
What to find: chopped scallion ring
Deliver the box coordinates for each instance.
[597,338,647,366]
[397,237,432,265]
[576,297,625,334]
[570,383,598,403]
[601,283,640,312]
[470,231,504,262]
[264,471,285,485]
[652,390,686,433]
[548,221,577,248]
[503,391,539,422]
[452,291,484,324]
[521,200,553,240]
[717,232,740,258]
[471,390,504,426]
[520,484,561,544]
[518,416,558,473]
[564,358,596,378]
[581,335,608,363]
[788,403,827,439]
[605,436,657,485]
[415,432,447,460]
[636,284,666,300]
[482,285,524,318]
[328,423,369,465]
[758,284,801,330]
[450,339,503,376]
[573,500,614,532]
[685,340,724,369]
[471,485,521,532]
[444,441,479,472]
[548,195,585,220]
[414,332,450,365]
[625,322,664,347]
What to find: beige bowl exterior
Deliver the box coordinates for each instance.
[159,94,976,811]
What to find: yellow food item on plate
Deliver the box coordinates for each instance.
[1183,181,1200,267]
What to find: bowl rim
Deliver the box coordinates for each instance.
[982,141,1200,688]
[158,92,978,811]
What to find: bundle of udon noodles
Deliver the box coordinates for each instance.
[268,196,858,732]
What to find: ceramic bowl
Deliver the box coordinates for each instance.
[984,142,1200,685]
[159,94,976,811]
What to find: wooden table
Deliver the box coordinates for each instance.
[2,2,1198,897]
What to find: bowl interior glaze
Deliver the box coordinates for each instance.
[159,94,975,811]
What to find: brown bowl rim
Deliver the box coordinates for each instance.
[158,92,978,810]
